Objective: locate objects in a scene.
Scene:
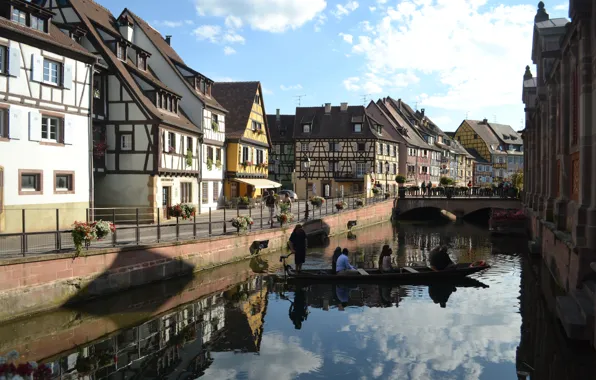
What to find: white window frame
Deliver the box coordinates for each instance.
[356,162,366,177]
[121,134,132,150]
[353,123,362,133]
[12,9,26,26]
[302,123,311,133]
[300,143,309,152]
[43,59,61,85]
[0,46,5,74]
[41,116,60,142]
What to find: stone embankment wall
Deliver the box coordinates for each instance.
[0,199,393,321]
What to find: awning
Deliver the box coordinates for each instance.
[235,178,282,189]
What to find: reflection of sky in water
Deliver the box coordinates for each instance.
[204,255,521,379]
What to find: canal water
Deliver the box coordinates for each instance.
[1,221,595,379]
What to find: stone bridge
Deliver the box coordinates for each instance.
[397,197,522,218]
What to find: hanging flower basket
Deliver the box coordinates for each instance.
[372,187,381,195]
[355,198,364,207]
[231,215,254,232]
[71,220,116,256]
[335,200,346,210]
[168,203,196,220]
[275,212,295,225]
[0,350,52,380]
[93,141,108,158]
[310,196,325,208]
[92,220,116,240]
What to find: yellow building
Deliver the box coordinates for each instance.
[212,82,281,200]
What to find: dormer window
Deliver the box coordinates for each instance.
[353,123,362,133]
[116,43,127,61]
[138,53,147,71]
[155,91,179,114]
[11,7,49,33]
[12,9,26,25]
[206,83,211,96]
[302,123,311,133]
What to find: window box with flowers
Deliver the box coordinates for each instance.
[0,350,52,379]
[93,141,108,158]
[257,162,268,169]
[241,161,253,169]
[275,203,294,227]
[168,146,175,153]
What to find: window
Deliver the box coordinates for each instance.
[328,161,339,172]
[302,123,311,133]
[353,123,362,133]
[300,143,309,152]
[181,182,192,203]
[329,142,340,152]
[41,116,60,142]
[167,132,175,152]
[54,171,74,193]
[378,143,382,155]
[212,114,218,128]
[508,156,514,164]
[121,134,132,150]
[252,121,262,131]
[393,163,397,174]
[0,109,6,138]
[256,149,264,164]
[423,149,428,157]
[202,182,208,204]
[43,59,61,85]
[213,182,219,202]
[378,162,383,174]
[242,146,249,162]
[117,43,126,60]
[12,9,26,26]
[357,143,365,152]
[474,134,478,139]
[393,145,397,156]
[216,148,221,163]
[186,136,193,152]
[19,170,42,195]
[138,54,147,70]
[356,162,366,177]
[254,94,260,104]
[275,145,280,154]
[31,15,45,32]
[421,166,428,174]
[0,46,5,74]
[207,146,214,161]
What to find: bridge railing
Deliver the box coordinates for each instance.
[399,186,521,199]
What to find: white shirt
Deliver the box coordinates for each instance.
[382,256,392,271]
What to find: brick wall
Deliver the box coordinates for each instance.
[0,199,393,322]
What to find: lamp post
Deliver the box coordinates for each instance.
[385,160,389,194]
[303,155,310,220]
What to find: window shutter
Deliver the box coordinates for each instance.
[31,54,43,82]
[63,63,73,89]
[8,47,20,78]
[203,145,207,162]
[28,111,41,141]
[63,115,74,144]
[239,145,243,163]
[8,108,22,139]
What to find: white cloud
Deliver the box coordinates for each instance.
[225,15,243,29]
[359,20,374,32]
[204,333,322,379]
[347,0,537,112]
[343,77,361,91]
[429,115,452,127]
[343,71,419,94]
[154,20,194,28]
[280,84,303,91]
[192,25,221,42]
[339,32,353,44]
[332,1,359,19]
[553,3,568,12]
[369,6,377,12]
[223,46,236,55]
[314,14,327,32]
[262,87,274,95]
[195,0,327,33]
[213,76,235,82]
[192,25,245,44]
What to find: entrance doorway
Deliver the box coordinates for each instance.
[162,186,171,218]
[231,182,238,198]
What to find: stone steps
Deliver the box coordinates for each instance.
[556,295,590,341]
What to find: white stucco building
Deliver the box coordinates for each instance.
[0,0,95,233]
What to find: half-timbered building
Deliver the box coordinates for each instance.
[45,0,206,220]
[120,9,228,212]
[267,109,295,190]
[212,82,279,200]
[0,0,95,233]
[293,103,401,199]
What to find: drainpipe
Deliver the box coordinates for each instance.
[88,62,96,221]
[198,104,205,215]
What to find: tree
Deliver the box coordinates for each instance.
[439,176,453,186]
[395,175,406,186]
[511,170,524,190]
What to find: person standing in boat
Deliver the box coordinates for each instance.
[378,245,394,273]
[288,224,308,273]
[429,245,455,271]
[336,248,358,275]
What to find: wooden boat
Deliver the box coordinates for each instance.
[280,261,490,284]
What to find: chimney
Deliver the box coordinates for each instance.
[165,35,172,45]
[340,102,348,112]
[324,103,331,114]
[420,108,425,117]
[276,108,280,121]
[482,118,488,124]
[534,1,549,23]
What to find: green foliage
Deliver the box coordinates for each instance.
[207,158,213,171]
[186,150,192,167]
[395,175,406,184]
[511,170,524,190]
[439,176,454,186]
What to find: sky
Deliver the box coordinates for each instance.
[100,0,570,132]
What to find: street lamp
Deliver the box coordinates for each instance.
[385,160,389,193]
[303,155,311,220]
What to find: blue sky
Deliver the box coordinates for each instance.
[100,0,569,131]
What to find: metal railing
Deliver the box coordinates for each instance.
[0,191,395,258]
[399,185,521,199]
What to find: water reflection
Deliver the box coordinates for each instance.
[2,221,596,379]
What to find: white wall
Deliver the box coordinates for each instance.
[159,128,201,171]
[198,180,223,211]
[0,36,91,208]
[156,176,199,209]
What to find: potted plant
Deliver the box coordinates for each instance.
[207,158,213,171]
[335,200,346,211]
[355,198,364,208]
[239,196,250,206]
[180,203,196,219]
[275,204,295,226]
[310,196,325,208]
[395,175,406,199]
[215,159,222,169]
[186,150,193,167]
[93,141,108,158]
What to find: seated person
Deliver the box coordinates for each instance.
[378,245,393,273]
[331,247,343,274]
[429,245,455,271]
[336,248,359,275]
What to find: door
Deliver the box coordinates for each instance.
[162,186,171,218]
[231,182,238,198]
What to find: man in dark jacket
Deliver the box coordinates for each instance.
[429,245,455,271]
[288,224,308,272]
